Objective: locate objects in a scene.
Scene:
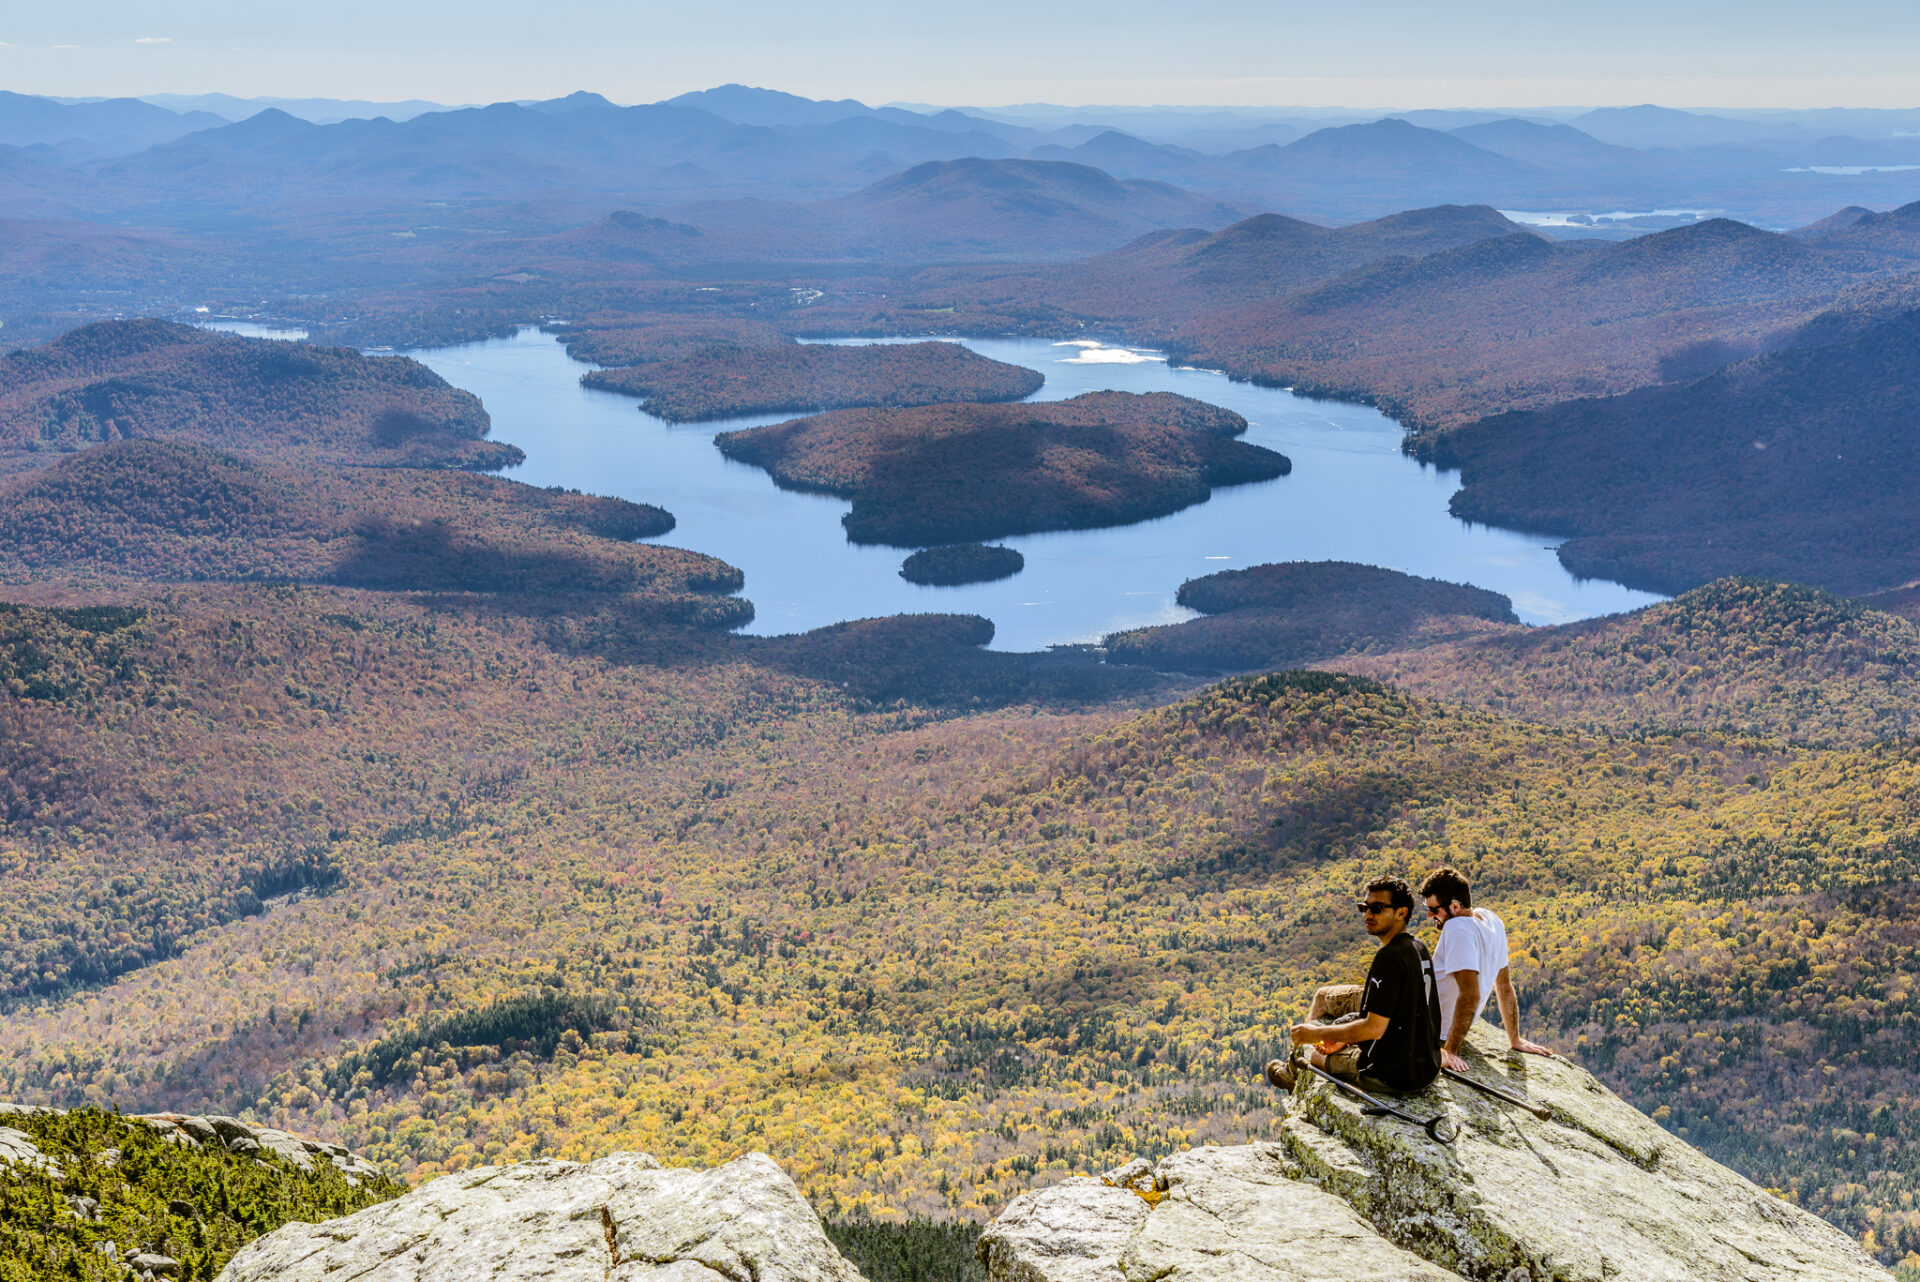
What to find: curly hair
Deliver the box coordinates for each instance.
[1365,876,1414,914]
[1419,866,1472,910]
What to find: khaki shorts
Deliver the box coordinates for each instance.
[1312,983,1363,1021]
[1308,983,1422,1096]
[1309,984,1365,1079]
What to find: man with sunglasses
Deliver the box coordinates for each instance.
[1421,866,1551,1073]
[1265,877,1441,1095]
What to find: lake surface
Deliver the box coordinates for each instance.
[406,329,1658,652]
[202,319,309,340]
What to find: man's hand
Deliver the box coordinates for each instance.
[1441,1048,1470,1074]
[1509,1037,1551,1056]
[1290,1023,1320,1046]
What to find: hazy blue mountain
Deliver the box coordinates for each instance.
[1708,107,1920,140]
[664,86,1038,147]
[135,92,457,124]
[1808,199,1920,259]
[619,157,1251,262]
[998,204,1535,322]
[1016,118,1550,222]
[1449,119,1641,168]
[1571,105,1811,149]
[522,91,619,115]
[1788,206,1875,238]
[25,83,1920,250]
[788,113,1022,165]
[1214,118,1541,219]
[1787,135,1920,167]
[78,97,1060,226]
[1261,118,1538,177]
[1168,121,1312,151]
[1390,109,1538,131]
[666,84,875,127]
[0,144,118,219]
[1029,131,1221,184]
[869,107,1044,146]
[0,91,228,161]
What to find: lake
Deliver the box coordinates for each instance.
[404,328,1659,652]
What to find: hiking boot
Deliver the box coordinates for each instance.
[1264,1057,1296,1091]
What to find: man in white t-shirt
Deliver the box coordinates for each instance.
[1419,866,1550,1072]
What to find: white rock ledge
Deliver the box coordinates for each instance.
[216,1150,868,1282]
[979,1024,1890,1282]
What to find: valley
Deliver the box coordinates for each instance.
[6,584,1920,1263]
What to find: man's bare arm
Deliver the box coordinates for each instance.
[1442,970,1482,1069]
[1290,1013,1388,1045]
[1494,966,1550,1055]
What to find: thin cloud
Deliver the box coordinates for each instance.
[134,36,173,45]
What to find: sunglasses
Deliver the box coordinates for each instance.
[1355,901,1399,915]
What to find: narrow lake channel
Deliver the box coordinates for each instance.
[403,328,1659,652]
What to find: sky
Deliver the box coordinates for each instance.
[4,0,1919,110]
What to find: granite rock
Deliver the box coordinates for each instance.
[982,1177,1149,1282]
[216,1149,866,1282]
[0,1125,61,1177]
[980,1023,1889,1282]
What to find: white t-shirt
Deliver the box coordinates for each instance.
[1433,908,1509,1042]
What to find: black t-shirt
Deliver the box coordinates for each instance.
[1356,931,1442,1092]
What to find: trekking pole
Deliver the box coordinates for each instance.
[1441,1067,1552,1121]
[1303,1061,1457,1144]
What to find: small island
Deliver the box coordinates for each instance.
[1105,560,1518,675]
[900,543,1026,586]
[581,338,1044,421]
[715,390,1289,545]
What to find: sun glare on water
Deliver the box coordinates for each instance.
[1054,340,1166,365]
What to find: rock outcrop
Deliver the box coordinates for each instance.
[0,1101,381,1184]
[0,1122,61,1176]
[2,1102,399,1282]
[216,1149,867,1282]
[139,1111,385,1182]
[980,1024,1889,1282]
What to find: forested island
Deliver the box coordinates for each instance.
[1104,560,1518,674]
[0,320,518,474]
[714,391,1289,544]
[899,544,1026,586]
[581,337,1044,421]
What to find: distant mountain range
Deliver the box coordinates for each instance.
[8,82,1920,365]
[0,90,229,161]
[9,86,1920,238]
[942,200,1920,429]
[994,203,1531,318]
